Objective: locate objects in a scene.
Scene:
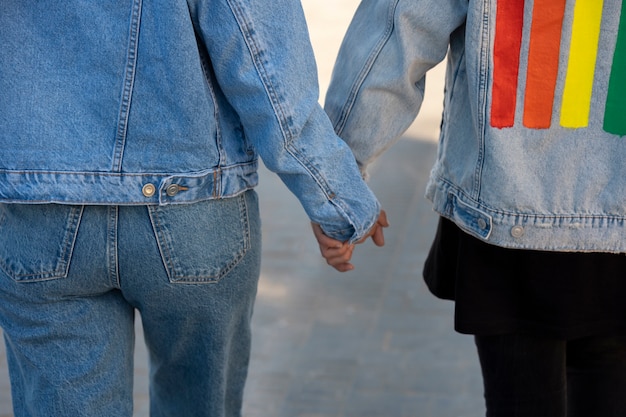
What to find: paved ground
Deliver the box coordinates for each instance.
[0,2,486,416]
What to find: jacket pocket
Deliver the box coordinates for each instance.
[148,193,251,284]
[0,204,82,282]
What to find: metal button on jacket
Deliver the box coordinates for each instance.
[511,225,525,238]
[166,184,180,197]
[142,183,156,198]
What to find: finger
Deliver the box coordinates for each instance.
[378,210,390,228]
[323,244,354,263]
[325,246,356,272]
[310,223,356,272]
[311,223,343,249]
[320,242,352,259]
[371,225,385,247]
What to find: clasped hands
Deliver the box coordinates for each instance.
[311,210,389,272]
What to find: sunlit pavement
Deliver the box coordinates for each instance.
[0,2,485,416]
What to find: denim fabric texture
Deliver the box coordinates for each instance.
[0,0,380,243]
[0,190,261,416]
[325,0,626,251]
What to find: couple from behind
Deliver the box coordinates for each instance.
[1,0,625,416]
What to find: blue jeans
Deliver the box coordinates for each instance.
[475,333,626,417]
[0,190,261,417]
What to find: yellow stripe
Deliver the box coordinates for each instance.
[560,0,604,128]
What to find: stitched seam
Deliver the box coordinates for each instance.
[334,0,401,135]
[112,0,143,172]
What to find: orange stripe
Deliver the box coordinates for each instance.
[491,0,525,128]
[523,0,567,129]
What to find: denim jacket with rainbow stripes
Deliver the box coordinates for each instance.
[326,0,626,252]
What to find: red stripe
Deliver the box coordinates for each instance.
[490,0,525,128]
[523,0,567,129]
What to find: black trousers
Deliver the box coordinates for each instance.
[475,333,626,417]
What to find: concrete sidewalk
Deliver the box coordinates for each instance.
[242,143,485,417]
[0,2,485,416]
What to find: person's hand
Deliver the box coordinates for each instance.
[357,209,389,247]
[311,223,356,272]
[311,210,389,272]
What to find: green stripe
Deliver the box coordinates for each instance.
[604,2,626,136]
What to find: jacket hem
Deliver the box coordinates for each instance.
[426,178,626,253]
[0,161,258,206]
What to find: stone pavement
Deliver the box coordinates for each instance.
[0,1,485,416]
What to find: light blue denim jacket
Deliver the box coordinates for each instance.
[326,0,626,252]
[0,0,380,243]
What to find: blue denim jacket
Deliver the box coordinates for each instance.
[0,0,380,243]
[326,0,626,252]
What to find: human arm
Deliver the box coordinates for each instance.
[188,0,380,243]
[324,0,468,174]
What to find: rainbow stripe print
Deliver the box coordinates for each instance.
[490,0,626,136]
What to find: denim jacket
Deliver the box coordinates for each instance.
[326,0,626,252]
[0,0,380,243]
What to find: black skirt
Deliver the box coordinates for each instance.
[423,217,626,340]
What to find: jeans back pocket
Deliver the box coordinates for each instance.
[148,192,255,284]
[0,204,82,282]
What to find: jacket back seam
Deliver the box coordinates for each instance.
[112,0,143,172]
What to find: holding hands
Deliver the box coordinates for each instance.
[311,210,389,272]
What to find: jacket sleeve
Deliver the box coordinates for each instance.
[324,0,468,173]
[188,0,380,243]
